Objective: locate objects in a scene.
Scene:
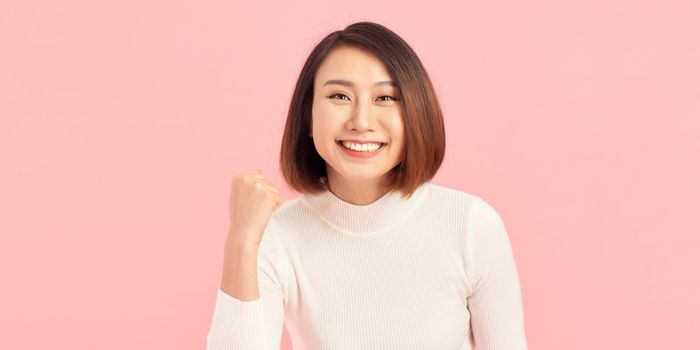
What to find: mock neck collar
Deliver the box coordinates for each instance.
[300,182,431,235]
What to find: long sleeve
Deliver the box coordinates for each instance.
[204,183,526,349]
[206,221,288,350]
[464,195,528,350]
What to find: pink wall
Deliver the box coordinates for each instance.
[1,1,698,349]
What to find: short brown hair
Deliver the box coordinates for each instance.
[279,21,445,199]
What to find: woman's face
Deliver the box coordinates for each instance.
[310,45,405,187]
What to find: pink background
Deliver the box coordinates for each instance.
[1,1,698,349]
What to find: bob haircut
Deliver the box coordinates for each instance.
[280,21,446,199]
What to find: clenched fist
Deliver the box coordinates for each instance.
[227,168,284,248]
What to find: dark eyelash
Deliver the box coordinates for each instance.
[328,93,350,100]
[327,93,400,102]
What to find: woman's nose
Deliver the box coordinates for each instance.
[347,102,376,131]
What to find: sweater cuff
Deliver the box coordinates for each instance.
[213,288,265,322]
[207,288,267,348]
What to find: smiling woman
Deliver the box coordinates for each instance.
[207,21,529,350]
[308,45,409,204]
[279,22,447,205]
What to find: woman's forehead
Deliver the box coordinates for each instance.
[315,47,393,86]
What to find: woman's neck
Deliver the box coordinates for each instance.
[325,172,392,206]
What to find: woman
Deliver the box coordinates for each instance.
[207,21,528,350]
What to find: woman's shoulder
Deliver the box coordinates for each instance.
[424,182,477,205]
[426,182,473,200]
[267,195,307,227]
[425,183,503,219]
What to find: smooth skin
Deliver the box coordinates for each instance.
[311,45,406,205]
[220,169,283,301]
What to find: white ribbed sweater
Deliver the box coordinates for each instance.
[206,182,528,349]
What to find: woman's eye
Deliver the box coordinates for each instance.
[327,93,398,102]
[328,93,350,101]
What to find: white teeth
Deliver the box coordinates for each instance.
[340,141,383,152]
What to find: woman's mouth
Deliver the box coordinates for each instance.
[336,140,387,158]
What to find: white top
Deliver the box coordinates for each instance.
[206,182,528,349]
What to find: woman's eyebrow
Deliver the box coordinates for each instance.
[323,79,397,88]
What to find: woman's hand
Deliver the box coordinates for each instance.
[226,168,284,248]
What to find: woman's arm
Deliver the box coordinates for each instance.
[464,195,529,350]
[220,234,263,301]
[206,226,287,350]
